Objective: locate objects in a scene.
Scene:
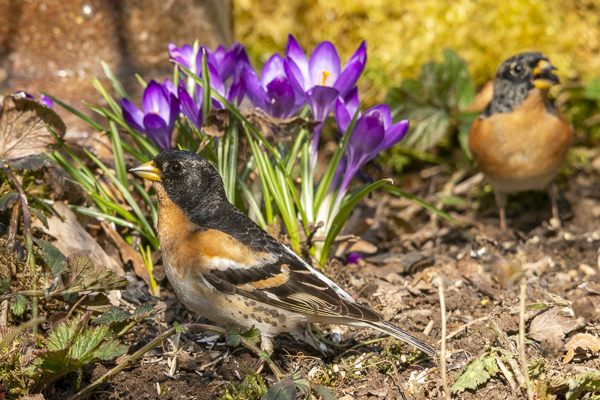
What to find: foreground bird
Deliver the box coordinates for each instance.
[469,52,572,230]
[130,150,436,357]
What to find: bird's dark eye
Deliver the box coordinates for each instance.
[512,64,523,75]
[171,162,182,173]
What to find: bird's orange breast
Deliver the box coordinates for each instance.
[468,89,572,193]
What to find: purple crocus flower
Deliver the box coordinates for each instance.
[16,91,53,108]
[121,80,179,151]
[283,35,367,159]
[168,43,195,70]
[333,103,409,204]
[245,54,303,119]
[347,252,364,264]
[169,42,249,106]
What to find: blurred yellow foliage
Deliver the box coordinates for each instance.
[233,0,600,105]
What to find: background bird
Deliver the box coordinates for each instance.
[130,150,436,357]
[468,52,572,230]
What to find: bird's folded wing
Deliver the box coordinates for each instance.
[199,252,384,322]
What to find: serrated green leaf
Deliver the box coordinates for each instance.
[33,238,66,275]
[226,324,242,347]
[62,256,128,294]
[92,339,127,360]
[259,350,271,363]
[0,277,9,294]
[70,325,110,363]
[312,385,336,400]
[262,375,296,400]
[93,308,130,325]
[9,153,55,171]
[11,293,26,315]
[0,191,19,211]
[566,372,600,400]
[174,322,189,334]
[241,327,261,345]
[451,355,498,392]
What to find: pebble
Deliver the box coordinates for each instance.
[563,232,574,241]
[579,263,596,276]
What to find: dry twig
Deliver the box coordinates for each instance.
[439,281,450,400]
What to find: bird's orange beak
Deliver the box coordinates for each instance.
[533,59,559,90]
[130,161,162,182]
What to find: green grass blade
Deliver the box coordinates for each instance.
[236,176,267,229]
[109,120,127,187]
[200,49,212,123]
[133,181,158,226]
[92,77,121,115]
[101,60,130,100]
[135,73,148,89]
[313,103,362,215]
[41,92,105,132]
[84,149,159,248]
[383,184,461,226]
[320,179,389,265]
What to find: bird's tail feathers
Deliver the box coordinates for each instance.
[369,321,437,357]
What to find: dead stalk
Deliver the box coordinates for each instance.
[1,164,38,333]
[495,355,517,393]
[439,281,450,400]
[519,280,534,400]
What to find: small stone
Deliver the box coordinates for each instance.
[579,263,596,276]
[550,218,561,229]
[563,232,574,241]
[568,269,579,278]
[348,240,378,254]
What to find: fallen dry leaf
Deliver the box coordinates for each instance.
[563,333,600,363]
[529,307,583,345]
[101,221,152,290]
[0,94,65,160]
[32,202,124,276]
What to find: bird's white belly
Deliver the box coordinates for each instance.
[163,262,307,337]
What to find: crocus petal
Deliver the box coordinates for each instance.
[265,76,296,119]
[206,63,226,98]
[309,41,341,88]
[350,109,385,155]
[347,252,364,264]
[244,67,269,110]
[285,35,309,85]
[167,93,179,128]
[142,80,170,122]
[168,43,194,69]
[226,71,246,106]
[163,78,178,98]
[331,155,347,191]
[40,94,53,108]
[343,87,360,117]
[143,113,171,151]
[215,43,238,80]
[375,119,409,154]
[368,104,392,129]
[121,98,146,133]
[334,59,365,99]
[178,87,201,128]
[334,98,351,133]
[262,54,286,89]
[306,85,339,121]
[197,46,217,71]
[285,58,308,95]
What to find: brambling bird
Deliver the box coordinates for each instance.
[469,52,572,230]
[130,150,436,357]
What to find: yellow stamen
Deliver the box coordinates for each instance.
[320,71,331,86]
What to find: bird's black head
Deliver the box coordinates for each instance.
[130,150,228,221]
[487,52,559,115]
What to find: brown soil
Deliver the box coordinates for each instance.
[38,162,600,400]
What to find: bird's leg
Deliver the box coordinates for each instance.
[494,190,507,230]
[547,182,560,225]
